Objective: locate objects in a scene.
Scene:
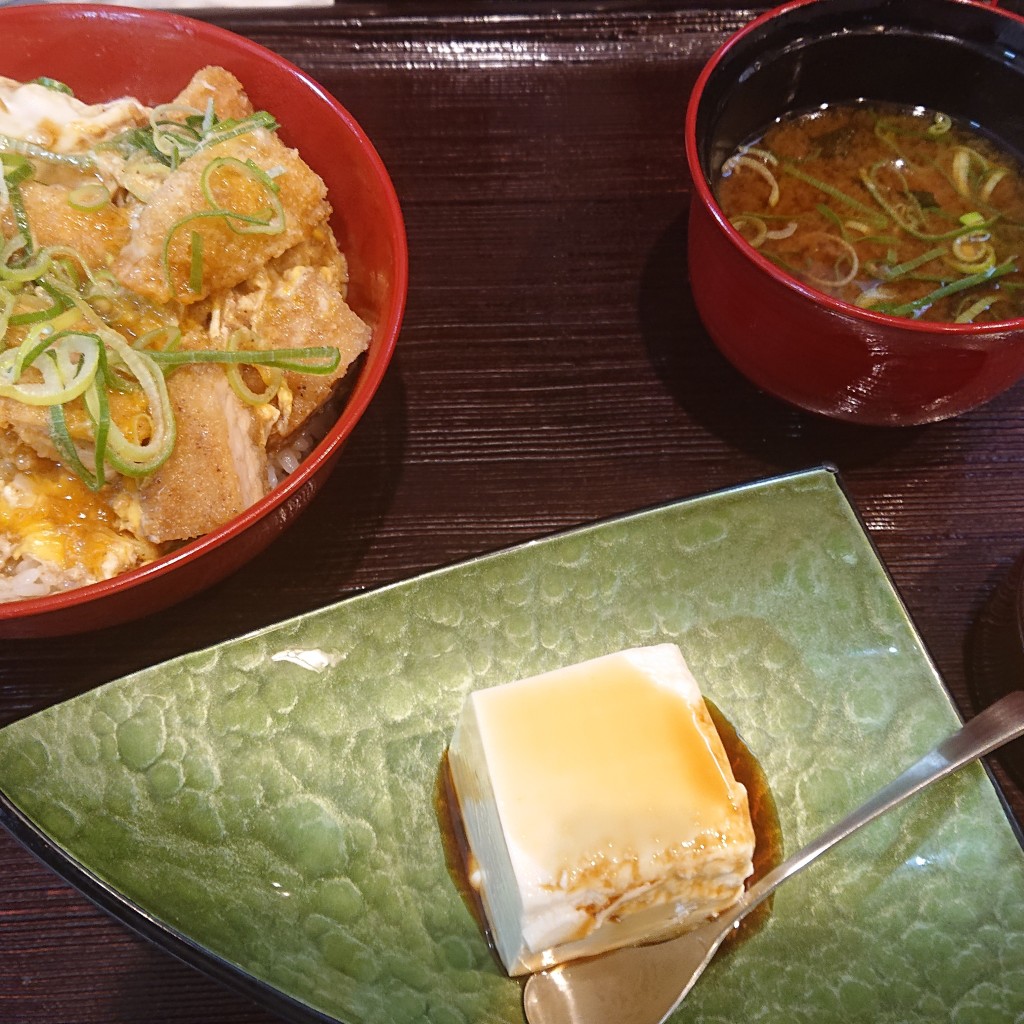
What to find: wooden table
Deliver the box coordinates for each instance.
[2,3,1024,1021]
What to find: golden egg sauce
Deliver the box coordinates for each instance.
[0,448,129,578]
[716,102,1024,323]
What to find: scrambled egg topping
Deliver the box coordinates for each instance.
[0,440,155,581]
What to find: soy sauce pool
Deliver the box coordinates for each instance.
[715,101,1024,323]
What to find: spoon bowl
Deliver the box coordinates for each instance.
[523,690,1024,1024]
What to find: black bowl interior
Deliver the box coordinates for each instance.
[696,0,1024,182]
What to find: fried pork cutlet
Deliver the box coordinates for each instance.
[138,363,268,544]
[0,64,372,594]
[13,181,131,268]
[113,128,331,305]
[172,66,254,122]
[197,227,371,439]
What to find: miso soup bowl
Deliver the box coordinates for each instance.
[685,0,1024,426]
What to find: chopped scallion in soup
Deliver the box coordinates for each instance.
[715,102,1024,323]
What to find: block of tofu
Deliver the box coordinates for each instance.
[447,644,755,976]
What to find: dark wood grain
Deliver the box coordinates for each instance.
[2,4,1023,1022]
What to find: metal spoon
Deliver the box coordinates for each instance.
[523,690,1024,1024]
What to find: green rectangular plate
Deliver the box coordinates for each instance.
[1,466,1023,1023]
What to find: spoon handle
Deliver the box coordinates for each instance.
[722,689,1024,931]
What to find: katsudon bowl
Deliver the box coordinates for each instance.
[0,5,407,638]
[685,0,1024,426]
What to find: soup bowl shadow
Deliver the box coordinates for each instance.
[685,0,1024,427]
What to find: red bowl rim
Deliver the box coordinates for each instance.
[0,4,408,624]
[684,0,1024,339]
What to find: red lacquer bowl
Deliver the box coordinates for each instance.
[0,5,407,637]
[685,0,1024,426]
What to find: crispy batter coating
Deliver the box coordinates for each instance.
[193,227,371,438]
[138,363,267,544]
[113,129,330,306]
[11,181,131,268]
[172,66,254,121]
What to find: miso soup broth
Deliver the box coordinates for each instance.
[715,102,1024,323]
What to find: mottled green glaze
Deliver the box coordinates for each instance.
[1,468,1023,1023]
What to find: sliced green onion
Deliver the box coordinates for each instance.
[123,108,280,171]
[1,152,33,188]
[133,326,182,352]
[2,155,35,251]
[980,167,1009,204]
[100,332,176,477]
[119,150,173,202]
[49,401,104,491]
[194,111,278,154]
[854,285,898,309]
[817,203,849,238]
[0,247,50,285]
[723,154,780,208]
[200,156,285,234]
[860,162,997,241]
[29,76,74,95]
[954,294,1001,323]
[0,134,95,171]
[227,362,283,406]
[0,287,14,338]
[188,231,204,294]
[8,281,71,326]
[729,215,767,248]
[79,345,112,487]
[68,182,111,212]
[243,159,280,193]
[739,145,778,166]
[782,163,888,227]
[951,146,992,200]
[878,258,1017,318]
[880,245,947,281]
[225,329,283,405]
[765,220,798,240]
[0,233,27,268]
[0,331,102,407]
[200,98,216,135]
[148,345,341,375]
[149,104,204,167]
[949,233,996,274]
[799,232,859,289]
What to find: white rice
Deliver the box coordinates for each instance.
[265,400,336,490]
[0,538,89,602]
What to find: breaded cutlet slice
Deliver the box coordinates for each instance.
[138,363,268,543]
[112,128,330,306]
[193,227,371,439]
[172,66,255,122]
